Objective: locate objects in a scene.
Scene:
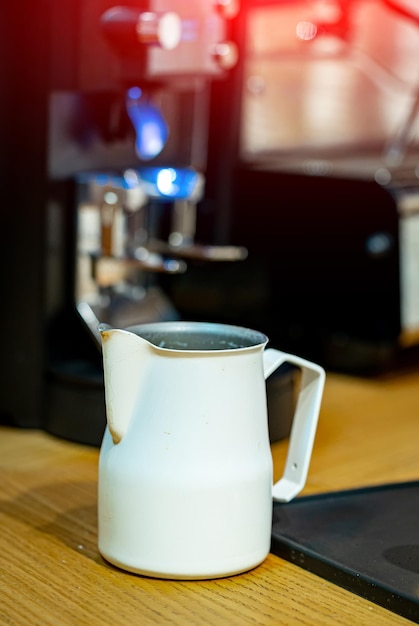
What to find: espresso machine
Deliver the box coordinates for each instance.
[3,0,418,445]
[0,0,249,445]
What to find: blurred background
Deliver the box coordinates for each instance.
[1,0,419,444]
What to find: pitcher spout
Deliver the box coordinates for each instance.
[99,325,152,444]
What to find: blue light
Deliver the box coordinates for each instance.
[136,167,202,200]
[76,168,202,200]
[126,89,169,161]
[127,86,142,100]
[77,171,137,190]
[156,168,178,195]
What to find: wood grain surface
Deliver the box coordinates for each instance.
[1,370,418,625]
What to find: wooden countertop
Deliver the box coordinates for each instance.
[1,370,418,625]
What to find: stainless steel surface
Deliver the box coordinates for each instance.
[125,320,268,350]
[240,0,419,185]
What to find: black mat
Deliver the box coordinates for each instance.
[271,482,419,622]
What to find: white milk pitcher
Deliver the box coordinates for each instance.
[98,321,325,579]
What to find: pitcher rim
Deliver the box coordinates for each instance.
[122,320,269,353]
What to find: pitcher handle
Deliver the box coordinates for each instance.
[263,349,325,503]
